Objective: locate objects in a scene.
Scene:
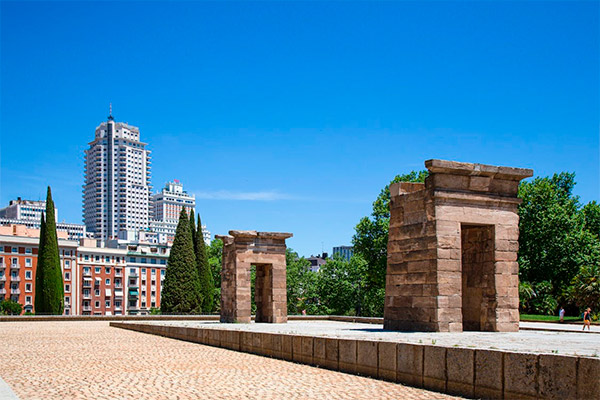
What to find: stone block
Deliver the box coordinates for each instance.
[446,347,474,397]
[356,340,378,378]
[323,338,339,370]
[577,357,600,399]
[270,334,282,358]
[378,341,397,381]
[503,352,538,400]
[281,334,293,361]
[423,345,446,393]
[313,337,326,367]
[474,350,503,399]
[397,343,423,387]
[338,339,357,374]
[538,354,577,400]
[241,331,253,352]
[252,332,263,355]
[208,329,221,346]
[292,335,303,363]
[300,336,314,365]
[261,333,273,357]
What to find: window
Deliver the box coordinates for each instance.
[95,301,100,308]
[25,248,32,254]
[141,301,146,308]
[65,272,70,280]
[11,247,17,253]
[151,301,156,308]
[160,259,166,265]
[129,257,136,263]
[84,255,89,261]
[95,256,100,262]
[95,289,100,296]
[105,278,110,285]
[84,267,90,274]
[25,258,32,267]
[65,297,70,304]
[11,258,17,265]
[25,283,32,292]
[160,270,165,276]
[105,300,111,308]
[115,300,121,308]
[141,268,146,274]
[65,260,70,268]
[105,267,110,274]
[130,268,136,274]
[25,271,32,279]
[95,267,101,274]
[151,258,156,264]
[25,296,32,305]
[65,284,71,292]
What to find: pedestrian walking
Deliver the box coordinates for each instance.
[583,307,592,331]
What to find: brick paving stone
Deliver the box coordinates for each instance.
[0,322,461,400]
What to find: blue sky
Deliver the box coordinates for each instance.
[1,1,598,257]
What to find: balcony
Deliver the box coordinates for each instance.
[115,306,122,311]
[10,288,20,295]
[10,276,20,282]
[129,271,139,277]
[0,276,5,282]
[83,270,92,277]
[83,293,91,299]
[82,305,92,312]
[10,263,20,270]
[0,288,6,295]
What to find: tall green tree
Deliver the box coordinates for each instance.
[285,249,314,314]
[518,173,600,298]
[34,187,64,315]
[352,170,428,288]
[189,210,197,248]
[196,214,215,312]
[161,209,202,314]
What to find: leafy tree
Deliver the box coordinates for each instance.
[518,173,600,300]
[0,299,22,315]
[195,214,215,313]
[582,201,600,238]
[285,249,315,314]
[161,209,202,314]
[569,264,600,317]
[352,170,428,288]
[34,187,64,315]
[316,255,364,315]
[208,238,223,288]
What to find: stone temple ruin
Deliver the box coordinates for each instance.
[217,230,292,324]
[384,159,533,332]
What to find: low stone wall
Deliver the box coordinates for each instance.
[110,322,599,400]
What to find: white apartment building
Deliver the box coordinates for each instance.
[150,180,210,244]
[83,113,152,241]
[0,199,87,240]
[0,199,57,222]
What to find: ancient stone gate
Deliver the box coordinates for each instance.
[384,159,533,332]
[217,230,292,323]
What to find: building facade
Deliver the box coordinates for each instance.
[83,113,152,242]
[0,225,169,315]
[333,246,354,261]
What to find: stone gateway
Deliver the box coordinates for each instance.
[217,230,292,323]
[384,159,533,332]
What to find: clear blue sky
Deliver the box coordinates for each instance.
[1,1,598,257]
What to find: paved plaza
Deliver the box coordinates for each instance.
[0,321,460,400]
[137,320,600,357]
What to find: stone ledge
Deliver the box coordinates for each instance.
[110,322,598,400]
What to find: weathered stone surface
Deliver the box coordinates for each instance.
[397,343,423,387]
[377,341,397,381]
[446,347,474,397]
[338,339,357,374]
[538,354,577,400]
[474,350,503,399]
[356,340,378,378]
[384,159,531,332]
[503,352,537,399]
[423,345,446,392]
[323,338,339,370]
[577,357,600,399]
[220,231,292,324]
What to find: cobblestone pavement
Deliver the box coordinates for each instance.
[0,322,460,400]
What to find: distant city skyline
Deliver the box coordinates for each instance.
[1,1,598,257]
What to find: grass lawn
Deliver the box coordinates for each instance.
[520,314,581,322]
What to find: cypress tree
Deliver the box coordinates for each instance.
[34,187,64,315]
[196,214,215,313]
[189,210,196,251]
[161,209,203,314]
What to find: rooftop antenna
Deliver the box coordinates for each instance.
[108,103,114,120]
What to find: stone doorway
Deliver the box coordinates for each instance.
[461,224,495,331]
[383,159,533,332]
[216,231,292,324]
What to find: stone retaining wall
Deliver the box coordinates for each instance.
[110,322,599,400]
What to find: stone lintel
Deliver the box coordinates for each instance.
[390,182,426,197]
[215,235,234,245]
[425,159,533,181]
[229,230,293,240]
[433,190,523,205]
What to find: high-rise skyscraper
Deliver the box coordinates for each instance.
[83,110,152,241]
